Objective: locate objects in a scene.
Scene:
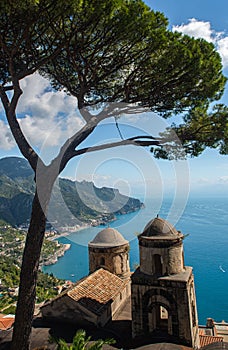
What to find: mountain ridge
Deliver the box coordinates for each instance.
[0,157,143,228]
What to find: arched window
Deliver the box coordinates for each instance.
[154,254,162,275]
[100,257,105,266]
[148,304,170,334]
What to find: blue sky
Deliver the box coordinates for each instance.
[0,1,228,201]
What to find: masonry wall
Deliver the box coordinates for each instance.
[41,282,131,328]
[41,295,98,326]
[139,238,184,276]
[131,267,199,348]
[89,243,130,279]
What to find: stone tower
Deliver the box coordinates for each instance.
[131,217,200,349]
[88,227,130,280]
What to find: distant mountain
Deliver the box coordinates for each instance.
[0,157,143,228]
[0,157,33,179]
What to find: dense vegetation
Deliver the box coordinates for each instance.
[0,221,65,312]
[0,254,64,313]
[0,220,64,264]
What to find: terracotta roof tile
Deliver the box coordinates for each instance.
[0,317,14,330]
[200,335,223,348]
[67,268,127,315]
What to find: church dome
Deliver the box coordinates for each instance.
[142,217,182,238]
[89,227,128,248]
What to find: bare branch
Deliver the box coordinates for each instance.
[52,104,155,174]
[2,85,14,91]
[61,136,164,166]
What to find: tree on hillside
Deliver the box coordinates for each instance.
[0,0,227,349]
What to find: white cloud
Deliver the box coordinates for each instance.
[197,177,211,184]
[193,176,228,187]
[16,74,85,149]
[76,173,112,183]
[0,120,15,150]
[173,18,228,68]
[173,18,215,42]
[218,176,228,183]
[217,37,228,68]
[18,114,63,147]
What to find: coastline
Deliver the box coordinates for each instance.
[41,243,71,266]
[44,205,144,266]
[47,204,144,242]
[47,223,91,241]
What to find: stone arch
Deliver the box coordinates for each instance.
[147,301,172,335]
[100,257,105,266]
[142,288,179,337]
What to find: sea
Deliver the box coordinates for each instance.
[43,195,228,325]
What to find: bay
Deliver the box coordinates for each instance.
[43,196,228,325]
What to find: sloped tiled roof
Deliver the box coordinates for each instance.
[67,268,127,315]
[200,334,223,348]
[0,317,14,330]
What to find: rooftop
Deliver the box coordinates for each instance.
[132,266,193,283]
[0,317,14,331]
[199,334,223,348]
[89,227,128,248]
[44,268,128,316]
[141,217,183,240]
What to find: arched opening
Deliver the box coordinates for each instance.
[100,257,105,266]
[154,254,162,275]
[160,305,169,330]
[142,289,179,340]
[148,303,172,335]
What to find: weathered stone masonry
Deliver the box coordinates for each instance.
[131,217,200,349]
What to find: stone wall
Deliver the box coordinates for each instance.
[41,295,99,326]
[89,243,130,279]
[41,279,131,328]
[131,267,200,348]
[139,238,184,276]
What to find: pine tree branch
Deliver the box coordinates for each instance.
[61,136,163,167]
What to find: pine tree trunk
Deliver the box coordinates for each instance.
[10,190,48,350]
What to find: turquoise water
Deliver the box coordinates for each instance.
[43,196,228,325]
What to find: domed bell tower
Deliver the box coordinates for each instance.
[88,227,130,280]
[131,217,199,349]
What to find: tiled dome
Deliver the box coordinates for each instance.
[142,217,182,238]
[89,227,128,248]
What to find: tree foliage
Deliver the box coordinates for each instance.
[42,1,226,116]
[52,329,115,350]
[151,103,228,160]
